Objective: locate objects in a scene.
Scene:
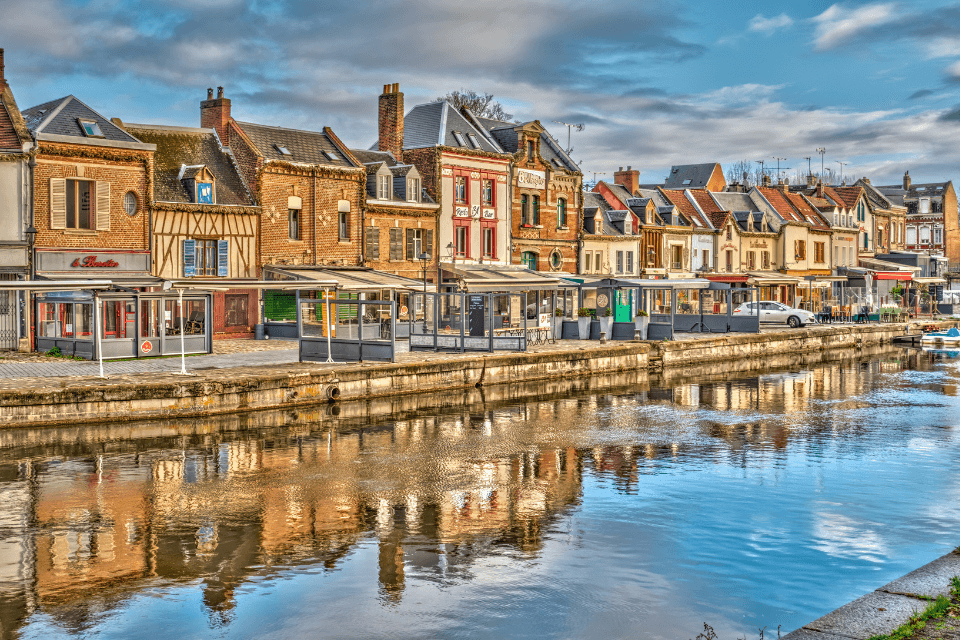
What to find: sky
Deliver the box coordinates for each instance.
[2,0,960,186]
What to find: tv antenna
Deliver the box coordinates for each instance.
[584,171,606,188]
[552,120,584,155]
[755,160,766,180]
[816,148,826,176]
[804,156,812,178]
[772,157,788,181]
[836,161,848,184]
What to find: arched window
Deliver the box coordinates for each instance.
[521,251,538,271]
[557,198,567,228]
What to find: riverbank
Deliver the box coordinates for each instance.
[0,321,950,427]
[782,549,960,639]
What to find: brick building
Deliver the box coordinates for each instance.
[374,84,512,287]
[856,178,907,255]
[592,179,663,277]
[876,173,959,263]
[470,117,583,274]
[122,122,261,338]
[349,147,439,284]
[0,49,32,349]
[198,88,365,272]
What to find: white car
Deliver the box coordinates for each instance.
[733,301,817,328]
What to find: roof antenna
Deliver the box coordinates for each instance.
[552,120,584,155]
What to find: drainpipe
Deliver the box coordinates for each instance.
[27,142,37,351]
[312,168,318,265]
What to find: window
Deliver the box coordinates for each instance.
[455,176,467,204]
[726,225,732,241]
[323,150,339,161]
[196,182,213,204]
[275,145,291,156]
[616,251,624,273]
[550,251,562,270]
[521,251,537,270]
[596,251,604,272]
[671,245,682,270]
[78,119,103,137]
[195,239,218,276]
[934,226,943,245]
[389,228,403,260]
[288,208,301,240]
[65,179,94,229]
[795,240,806,260]
[857,201,865,221]
[452,131,466,147]
[339,211,350,240]
[702,249,710,269]
[405,228,423,259]
[407,178,420,202]
[532,195,540,226]
[557,197,567,228]
[378,174,391,200]
[482,179,493,205]
[482,225,495,258]
[521,194,529,226]
[224,294,249,328]
[123,191,138,216]
[455,224,469,257]
[814,242,825,263]
[920,198,931,214]
[863,232,869,249]
[747,251,756,269]
[626,251,634,273]
[726,250,733,272]
[467,133,481,149]
[365,226,380,260]
[762,251,770,269]
[583,252,591,273]
[526,140,534,161]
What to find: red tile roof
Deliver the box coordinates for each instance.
[0,86,26,150]
[826,186,864,209]
[706,210,730,229]
[757,187,805,223]
[657,187,710,227]
[687,189,724,215]
[783,191,830,229]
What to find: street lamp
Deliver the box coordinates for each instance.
[418,251,429,293]
[25,224,36,279]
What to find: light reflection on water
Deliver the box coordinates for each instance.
[0,349,959,639]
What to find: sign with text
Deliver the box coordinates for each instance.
[517,169,546,189]
[70,256,119,268]
[468,294,486,336]
[455,206,470,218]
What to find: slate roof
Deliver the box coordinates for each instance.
[876,181,953,206]
[351,149,398,166]
[123,124,253,206]
[394,101,504,153]
[663,163,721,189]
[710,191,779,232]
[350,148,435,204]
[473,116,580,172]
[856,179,899,210]
[22,95,141,143]
[233,120,357,168]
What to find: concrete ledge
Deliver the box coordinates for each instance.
[879,551,960,598]
[779,629,855,640]
[799,591,929,639]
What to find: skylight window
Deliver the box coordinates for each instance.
[682,178,692,185]
[275,145,292,156]
[452,131,466,147]
[466,133,481,149]
[324,150,339,161]
[78,119,103,137]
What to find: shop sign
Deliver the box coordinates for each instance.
[70,255,119,268]
[517,169,546,189]
[482,208,496,219]
[455,206,470,218]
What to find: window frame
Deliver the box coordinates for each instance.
[339,211,350,241]
[77,119,103,138]
[454,175,467,204]
[557,197,567,228]
[481,179,493,206]
[65,178,95,230]
[481,221,496,259]
[123,191,139,217]
[288,208,301,240]
[454,221,470,258]
[378,174,391,200]
[407,178,420,202]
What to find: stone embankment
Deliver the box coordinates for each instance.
[0,322,949,427]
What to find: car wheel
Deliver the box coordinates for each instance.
[787,316,800,328]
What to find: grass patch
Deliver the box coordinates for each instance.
[865,575,960,640]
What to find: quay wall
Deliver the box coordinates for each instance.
[0,323,945,428]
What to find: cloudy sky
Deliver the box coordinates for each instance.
[3,0,960,185]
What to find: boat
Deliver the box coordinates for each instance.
[920,327,960,347]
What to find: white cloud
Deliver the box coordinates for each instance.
[923,36,960,60]
[945,60,960,80]
[811,3,898,51]
[748,13,794,35]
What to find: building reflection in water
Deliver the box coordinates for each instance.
[0,348,950,638]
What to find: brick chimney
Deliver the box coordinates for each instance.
[903,171,911,190]
[816,180,824,199]
[201,86,231,146]
[762,174,772,187]
[378,83,404,160]
[806,173,816,188]
[613,165,639,194]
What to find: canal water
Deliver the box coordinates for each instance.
[1,349,959,640]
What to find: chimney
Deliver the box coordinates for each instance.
[762,174,772,187]
[862,177,871,184]
[0,48,5,87]
[903,171,911,190]
[816,180,824,199]
[200,85,231,146]
[614,165,640,194]
[378,83,404,160]
[806,173,816,188]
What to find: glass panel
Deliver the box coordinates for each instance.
[38,303,57,338]
[76,304,93,340]
[140,300,160,338]
[77,181,92,229]
[59,303,74,337]
[183,299,207,335]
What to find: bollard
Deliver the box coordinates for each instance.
[634,330,642,340]
[599,331,607,344]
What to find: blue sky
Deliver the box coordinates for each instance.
[2,0,960,185]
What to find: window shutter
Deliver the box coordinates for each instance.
[405,228,414,260]
[365,226,379,260]
[96,181,110,231]
[217,240,229,276]
[389,228,401,260]
[50,178,67,229]
[423,229,434,259]
[183,239,196,277]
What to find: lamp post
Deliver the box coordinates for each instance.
[418,251,429,293]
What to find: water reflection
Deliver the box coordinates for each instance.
[0,347,958,639]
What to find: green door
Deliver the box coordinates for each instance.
[614,290,633,322]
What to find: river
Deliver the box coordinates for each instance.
[0,348,958,639]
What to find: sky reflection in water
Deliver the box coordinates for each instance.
[1,349,959,639]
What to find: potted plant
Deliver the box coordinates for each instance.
[553,308,564,338]
[634,309,650,339]
[577,307,593,339]
[598,306,614,338]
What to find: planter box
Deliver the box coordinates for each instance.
[634,316,650,340]
[577,317,591,340]
[562,320,580,340]
[598,316,614,338]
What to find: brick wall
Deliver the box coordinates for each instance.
[944,184,960,262]
[363,205,438,281]
[33,143,151,250]
[378,84,403,159]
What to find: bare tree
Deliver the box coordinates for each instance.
[726,160,754,187]
[438,89,513,121]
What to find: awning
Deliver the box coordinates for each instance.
[0,279,116,292]
[859,257,921,273]
[441,263,563,292]
[600,277,712,289]
[746,271,802,285]
[263,266,421,291]
[873,272,913,281]
[913,277,947,284]
[704,275,749,283]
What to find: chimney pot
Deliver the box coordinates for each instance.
[903,171,911,190]
[217,86,224,99]
[613,166,640,194]
[392,83,399,93]
[201,85,232,146]
[207,87,213,100]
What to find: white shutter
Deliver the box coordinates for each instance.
[50,178,67,229]
[96,181,111,231]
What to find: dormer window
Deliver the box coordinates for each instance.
[275,145,292,156]
[407,178,420,202]
[452,131,466,147]
[78,119,103,138]
[466,133,481,149]
[196,182,214,204]
[378,174,391,200]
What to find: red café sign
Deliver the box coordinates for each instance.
[71,255,120,268]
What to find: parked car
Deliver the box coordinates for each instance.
[733,301,817,328]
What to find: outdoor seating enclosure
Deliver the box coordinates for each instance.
[36,291,212,360]
[298,293,396,362]
[409,292,555,352]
